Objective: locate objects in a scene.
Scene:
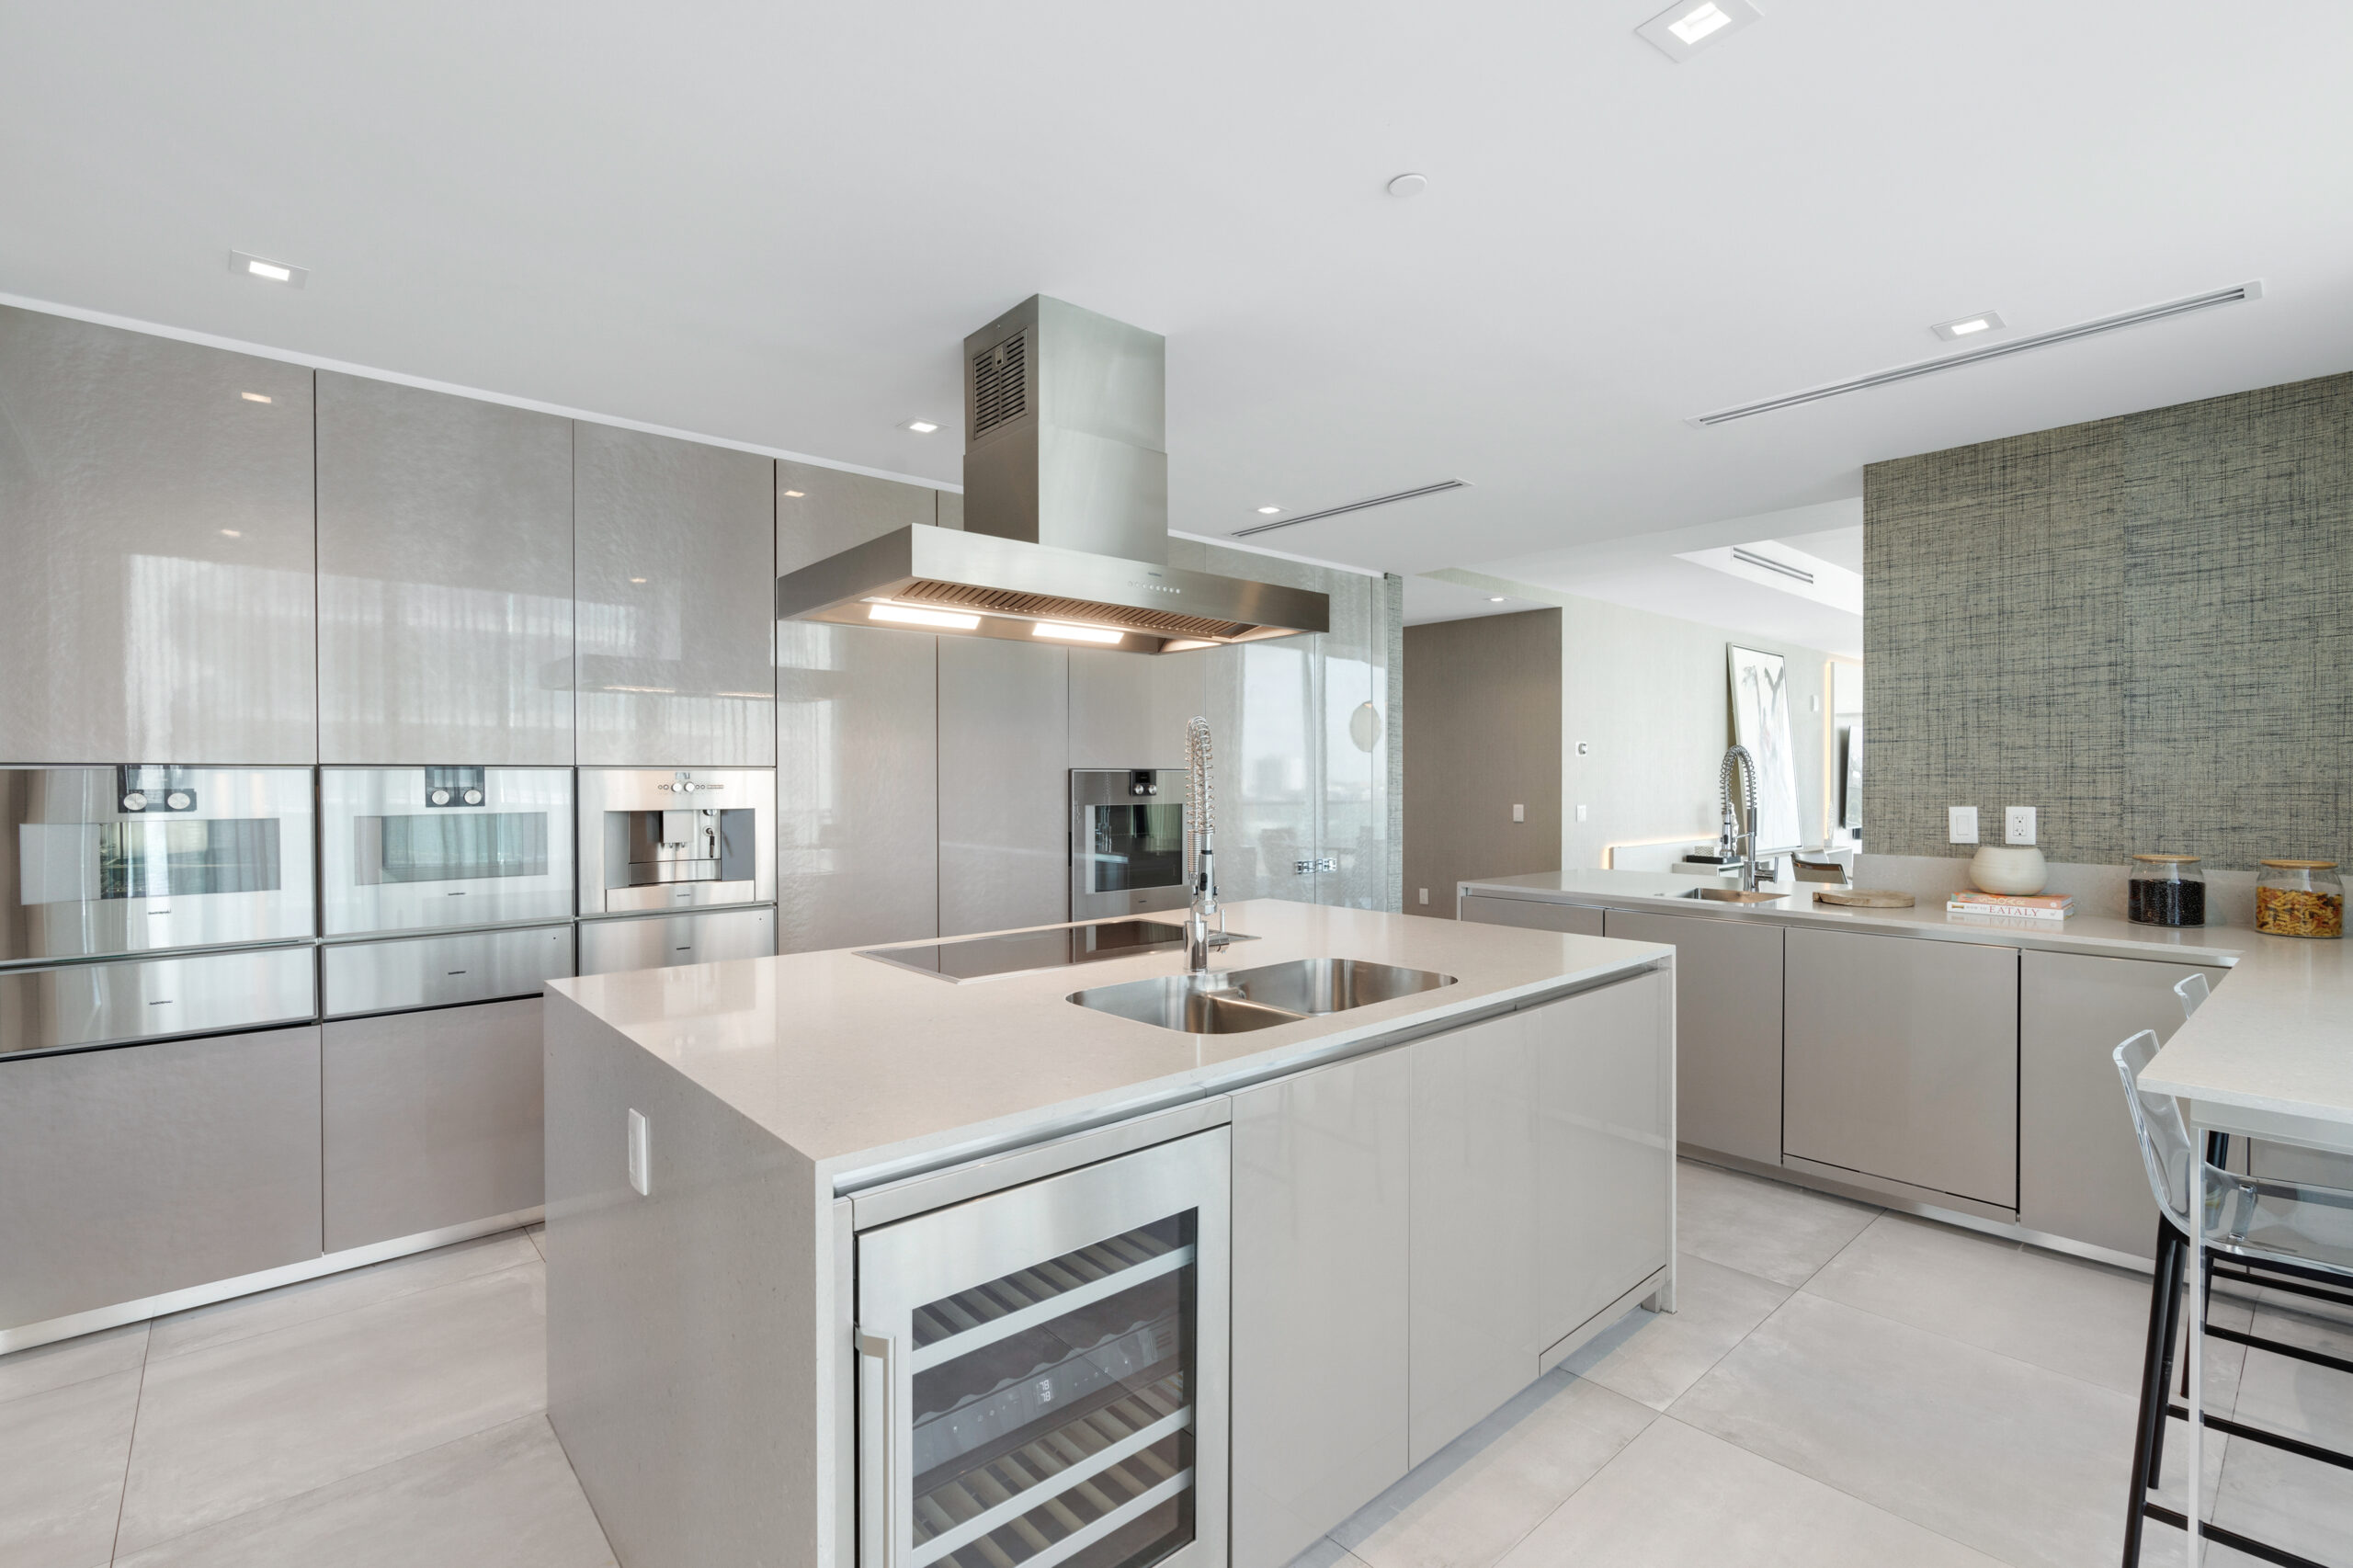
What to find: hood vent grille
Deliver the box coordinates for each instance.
[899,577,1251,640]
[971,330,1029,441]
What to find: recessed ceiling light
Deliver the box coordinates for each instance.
[1637,0,1760,60]
[229,250,307,288]
[869,602,979,630]
[1933,311,2007,341]
[219,528,241,539]
[240,392,273,403]
[1256,506,1282,516]
[781,489,805,497]
[904,420,940,435]
[630,577,646,584]
[1487,597,1506,603]
[1385,173,1427,199]
[1031,622,1126,644]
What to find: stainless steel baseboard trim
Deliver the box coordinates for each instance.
[1538,1267,1670,1377]
[0,1205,545,1355]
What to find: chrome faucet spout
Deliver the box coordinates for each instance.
[1185,717,1219,971]
[1720,745,1764,892]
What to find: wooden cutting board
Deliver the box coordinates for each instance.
[1813,888,1915,908]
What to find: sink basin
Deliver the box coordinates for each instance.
[1070,958,1458,1034]
[1670,887,1788,903]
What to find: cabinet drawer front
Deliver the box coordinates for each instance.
[323,924,574,1017]
[577,905,774,976]
[0,946,316,1058]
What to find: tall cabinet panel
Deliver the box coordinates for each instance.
[1066,647,1206,770]
[574,425,775,767]
[0,307,316,764]
[774,459,935,575]
[316,373,574,764]
[937,637,1068,936]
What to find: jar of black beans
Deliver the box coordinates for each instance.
[2128,854,2205,926]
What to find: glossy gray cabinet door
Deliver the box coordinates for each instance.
[2019,950,2227,1258]
[1603,908,1783,1165]
[1461,893,1604,936]
[1230,1046,1410,1568]
[1408,1010,1538,1465]
[1066,647,1205,770]
[776,623,938,953]
[575,425,775,767]
[1784,927,2020,1209]
[323,997,544,1252]
[0,1026,323,1330]
[0,306,316,765]
[316,373,574,764]
[775,459,935,576]
[1534,974,1674,1349]
[937,637,1068,936]
[577,905,775,976]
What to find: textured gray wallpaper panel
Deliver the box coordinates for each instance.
[1864,370,2353,869]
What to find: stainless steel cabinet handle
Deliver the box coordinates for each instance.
[857,1328,896,1568]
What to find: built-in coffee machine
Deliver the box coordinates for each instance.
[575,767,775,976]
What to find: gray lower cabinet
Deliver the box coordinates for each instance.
[0,1028,324,1331]
[1603,908,1783,1165]
[578,906,776,976]
[1231,1045,1410,1568]
[1784,928,2020,1209]
[2019,950,2228,1258]
[323,998,544,1253]
[1408,1011,1537,1466]
[1461,893,1603,936]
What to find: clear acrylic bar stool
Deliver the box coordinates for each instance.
[2114,1028,2353,1565]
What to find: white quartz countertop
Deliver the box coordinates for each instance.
[1461,869,2353,1137]
[545,900,1670,1188]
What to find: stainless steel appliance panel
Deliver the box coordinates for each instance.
[0,767,316,962]
[0,1024,323,1330]
[575,425,777,767]
[322,923,574,1017]
[1070,768,1191,920]
[577,767,775,915]
[322,767,574,936]
[315,372,574,765]
[0,307,318,766]
[776,622,938,953]
[324,996,543,1252]
[0,946,316,1058]
[576,905,775,977]
[938,637,1068,937]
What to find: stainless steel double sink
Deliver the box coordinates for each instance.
[1070,957,1456,1035]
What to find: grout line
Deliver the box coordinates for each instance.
[107,1324,153,1563]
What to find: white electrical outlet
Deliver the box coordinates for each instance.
[627,1108,650,1197]
[1512,803,1526,823]
[1949,806,1980,844]
[1576,803,1588,823]
[2006,806,2037,845]
[1417,887,1429,905]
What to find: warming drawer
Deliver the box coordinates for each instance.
[322,923,574,1018]
[0,945,317,1058]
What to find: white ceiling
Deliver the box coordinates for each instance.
[5,2,2349,597]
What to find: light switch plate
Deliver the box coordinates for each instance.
[1576,803,1588,823]
[2006,805,2037,845]
[1512,803,1526,823]
[1949,806,1980,844]
[627,1108,650,1197]
[1417,888,1429,905]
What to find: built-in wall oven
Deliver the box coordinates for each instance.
[576,767,776,977]
[856,1127,1229,1568]
[1070,770,1189,921]
[0,767,317,1058]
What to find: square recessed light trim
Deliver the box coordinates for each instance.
[1933,311,2006,341]
[229,250,307,288]
[903,419,940,435]
[1638,0,1761,60]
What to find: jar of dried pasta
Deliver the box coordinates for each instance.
[2256,859,2343,938]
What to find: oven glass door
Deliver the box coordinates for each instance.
[857,1130,1229,1568]
[323,768,574,937]
[1082,804,1186,898]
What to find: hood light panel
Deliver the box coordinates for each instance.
[1031,622,1126,644]
[868,602,981,631]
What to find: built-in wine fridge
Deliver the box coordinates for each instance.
[857,1129,1229,1568]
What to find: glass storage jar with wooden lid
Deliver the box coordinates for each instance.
[2256,860,2343,938]
[2128,854,2206,927]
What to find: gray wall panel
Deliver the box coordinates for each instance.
[938,637,1068,936]
[316,372,574,764]
[575,424,775,767]
[1404,609,1562,912]
[0,306,316,765]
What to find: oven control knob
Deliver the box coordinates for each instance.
[120,790,147,812]
[165,790,192,812]
[462,789,483,806]
[429,789,450,806]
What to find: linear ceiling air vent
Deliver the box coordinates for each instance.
[1233,478,1471,537]
[970,329,1029,441]
[1732,547,1813,585]
[1689,281,2265,428]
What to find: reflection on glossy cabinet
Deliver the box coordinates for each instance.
[1230,1047,1410,1568]
[1408,1011,1537,1465]
[937,637,1067,936]
[0,1027,323,1331]
[323,998,544,1252]
[1603,908,1782,1165]
[574,424,775,767]
[0,306,317,765]
[775,459,934,576]
[316,373,574,764]
[1534,973,1674,1349]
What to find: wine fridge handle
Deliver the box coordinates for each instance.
[857,1328,896,1568]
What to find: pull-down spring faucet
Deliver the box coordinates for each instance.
[1185,717,1220,971]
[1720,745,1764,892]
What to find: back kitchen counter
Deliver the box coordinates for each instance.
[541,899,1677,1568]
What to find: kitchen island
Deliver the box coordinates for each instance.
[541,899,1676,1568]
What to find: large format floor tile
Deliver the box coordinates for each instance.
[0,1322,147,1407]
[0,1366,141,1568]
[1331,1371,1654,1568]
[111,1416,613,1568]
[1558,1253,1791,1412]
[1495,1415,2006,1568]
[1668,1289,2140,1568]
[1673,1161,1879,1289]
[116,1262,546,1555]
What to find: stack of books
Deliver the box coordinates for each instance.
[1946,890,2074,922]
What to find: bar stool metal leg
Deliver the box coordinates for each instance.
[2124,1217,2188,1566]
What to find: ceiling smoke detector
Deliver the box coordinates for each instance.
[1637,0,1762,61]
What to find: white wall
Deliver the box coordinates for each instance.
[1559,595,1833,872]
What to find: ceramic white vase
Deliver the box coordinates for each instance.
[1970,845,2049,895]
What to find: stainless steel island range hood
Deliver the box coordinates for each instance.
[775,295,1329,653]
